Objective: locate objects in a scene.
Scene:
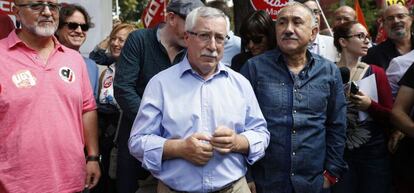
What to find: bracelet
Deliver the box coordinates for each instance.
[86,155,101,162]
[323,170,338,185]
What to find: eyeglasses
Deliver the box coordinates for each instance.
[384,13,410,22]
[244,36,264,44]
[311,9,321,15]
[63,22,90,31]
[346,33,370,41]
[187,31,229,45]
[15,2,60,13]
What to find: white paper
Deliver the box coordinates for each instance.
[356,74,377,121]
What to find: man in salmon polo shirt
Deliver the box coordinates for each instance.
[0,0,100,192]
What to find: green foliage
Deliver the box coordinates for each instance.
[114,0,149,22]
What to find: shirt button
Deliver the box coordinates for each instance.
[292,130,296,134]
[294,89,297,92]
[293,110,297,114]
[291,173,295,176]
[292,152,296,156]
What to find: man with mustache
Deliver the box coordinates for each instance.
[241,2,347,193]
[55,4,99,98]
[128,6,269,193]
[362,4,413,70]
[114,0,203,192]
[0,0,100,192]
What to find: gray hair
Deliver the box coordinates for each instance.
[278,2,317,28]
[185,6,229,33]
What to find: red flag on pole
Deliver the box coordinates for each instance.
[354,0,368,29]
[141,0,168,28]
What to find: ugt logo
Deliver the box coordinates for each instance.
[59,67,75,83]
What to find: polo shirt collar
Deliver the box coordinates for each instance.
[6,29,65,52]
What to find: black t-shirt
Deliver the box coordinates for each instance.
[399,62,414,88]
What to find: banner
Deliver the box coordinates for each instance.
[0,0,15,23]
[141,0,167,28]
[250,0,294,20]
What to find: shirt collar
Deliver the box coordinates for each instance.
[7,29,65,52]
[275,48,315,69]
[178,55,229,79]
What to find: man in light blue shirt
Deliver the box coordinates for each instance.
[128,6,269,193]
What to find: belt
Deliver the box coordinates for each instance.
[167,177,242,193]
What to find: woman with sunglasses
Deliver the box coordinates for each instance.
[231,10,276,72]
[94,23,136,193]
[331,21,393,193]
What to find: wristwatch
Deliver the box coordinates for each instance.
[86,155,101,162]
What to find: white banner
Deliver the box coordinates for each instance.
[62,0,112,56]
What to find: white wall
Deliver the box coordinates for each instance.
[63,0,113,56]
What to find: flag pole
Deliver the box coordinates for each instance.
[315,0,333,36]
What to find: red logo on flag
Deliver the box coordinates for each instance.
[250,0,293,20]
[141,0,167,28]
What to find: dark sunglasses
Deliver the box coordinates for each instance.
[244,36,264,44]
[63,22,89,31]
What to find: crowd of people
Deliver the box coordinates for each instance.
[1,0,414,193]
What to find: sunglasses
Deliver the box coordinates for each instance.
[244,36,264,44]
[63,22,90,31]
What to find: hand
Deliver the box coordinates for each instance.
[248,181,257,193]
[210,126,239,154]
[85,161,101,189]
[181,132,213,165]
[323,176,331,189]
[350,91,371,111]
[388,130,405,154]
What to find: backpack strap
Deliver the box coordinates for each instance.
[350,62,370,81]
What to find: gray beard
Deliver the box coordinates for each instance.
[20,17,58,37]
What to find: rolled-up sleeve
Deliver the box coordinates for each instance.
[240,79,270,164]
[128,79,166,174]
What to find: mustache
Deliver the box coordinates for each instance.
[37,16,54,23]
[281,33,298,40]
[391,23,405,29]
[201,50,218,58]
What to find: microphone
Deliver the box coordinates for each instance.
[339,67,350,84]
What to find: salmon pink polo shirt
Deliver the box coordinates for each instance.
[0,30,97,193]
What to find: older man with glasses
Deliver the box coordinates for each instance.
[0,0,100,192]
[55,3,99,98]
[362,4,413,70]
[128,6,269,193]
[303,0,338,63]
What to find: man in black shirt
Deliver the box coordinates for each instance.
[362,4,413,70]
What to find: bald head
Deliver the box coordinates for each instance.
[383,4,409,18]
[333,6,356,27]
[383,4,412,41]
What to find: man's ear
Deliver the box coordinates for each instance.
[183,31,190,47]
[13,4,21,22]
[165,12,176,26]
[310,26,318,42]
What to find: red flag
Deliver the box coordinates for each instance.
[354,0,368,30]
[375,23,387,44]
[141,0,168,28]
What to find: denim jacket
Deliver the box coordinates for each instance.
[241,49,347,193]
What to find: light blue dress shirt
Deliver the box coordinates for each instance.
[128,56,269,193]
